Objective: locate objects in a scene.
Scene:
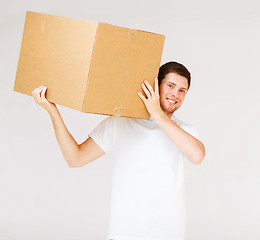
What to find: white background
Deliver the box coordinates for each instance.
[1,0,260,239]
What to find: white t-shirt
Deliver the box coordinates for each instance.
[89,115,199,240]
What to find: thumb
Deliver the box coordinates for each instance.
[40,86,47,100]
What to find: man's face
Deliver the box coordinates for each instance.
[159,72,189,118]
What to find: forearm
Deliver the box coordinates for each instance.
[48,107,80,167]
[138,77,205,164]
[153,113,205,164]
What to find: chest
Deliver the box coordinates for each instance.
[112,123,181,170]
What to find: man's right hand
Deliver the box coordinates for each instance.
[31,85,105,168]
[32,85,57,113]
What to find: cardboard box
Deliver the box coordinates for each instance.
[14,11,165,119]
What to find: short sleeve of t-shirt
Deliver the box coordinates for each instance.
[180,123,204,163]
[184,124,201,141]
[88,116,115,153]
[174,117,201,142]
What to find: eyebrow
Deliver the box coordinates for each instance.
[167,81,188,91]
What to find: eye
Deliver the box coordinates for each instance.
[168,84,172,88]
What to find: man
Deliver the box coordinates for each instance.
[32,61,205,240]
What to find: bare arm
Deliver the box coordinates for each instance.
[138,78,205,165]
[32,85,105,168]
[152,114,205,164]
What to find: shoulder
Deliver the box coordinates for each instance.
[98,115,132,127]
[172,116,191,130]
[173,116,199,139]
[99,115,120,125]
[98,116,154,130]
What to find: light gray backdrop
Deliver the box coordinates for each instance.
[1,0,259,239]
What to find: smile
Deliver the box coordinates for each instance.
[166,98,177,104]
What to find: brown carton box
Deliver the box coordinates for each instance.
[14,11,165,119]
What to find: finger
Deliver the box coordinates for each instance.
[32,85,44,94]
[40,87,47,100]
[154,77,159,96]
[32,87,42,103]
[144,80,154,96]
[32,86,45,99]
[138,91,147,103]
[141,83,151,98]
[35,87,45,104]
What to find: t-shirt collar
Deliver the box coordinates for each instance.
[148,114,176,121]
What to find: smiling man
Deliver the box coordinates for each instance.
[32,61,205,240]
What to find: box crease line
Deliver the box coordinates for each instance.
[82,23,99,112]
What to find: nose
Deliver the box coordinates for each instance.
[170,88,179,99]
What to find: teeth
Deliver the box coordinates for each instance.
[167,99,176,104]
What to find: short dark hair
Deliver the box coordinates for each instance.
[158,61,191,89]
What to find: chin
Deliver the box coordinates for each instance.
[161,101,181,114]
[162,107,176,116]
[168,106,180,115]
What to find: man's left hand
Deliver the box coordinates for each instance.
[138,78,165,119]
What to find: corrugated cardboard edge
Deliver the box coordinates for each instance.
[13,12,29,93]
[99,21,165,37]
[81,23,99,112]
